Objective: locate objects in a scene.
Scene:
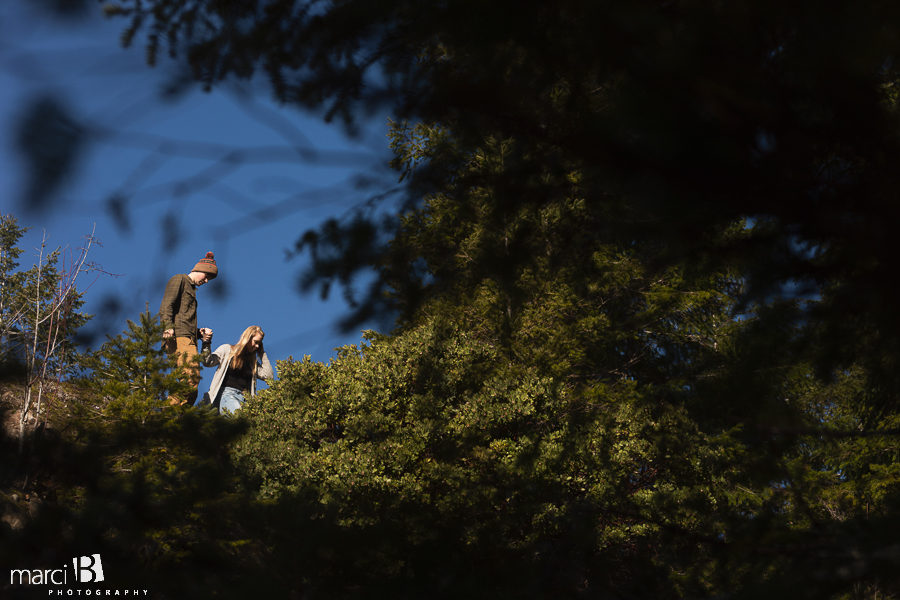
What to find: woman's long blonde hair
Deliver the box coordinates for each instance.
[230,325,264,373]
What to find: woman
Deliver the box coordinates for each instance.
[199,325,276,415]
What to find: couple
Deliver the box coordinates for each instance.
[160,251,275,415]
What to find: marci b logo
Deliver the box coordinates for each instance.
[72,554,104,583]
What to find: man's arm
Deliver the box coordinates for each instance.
[159,275,183,337]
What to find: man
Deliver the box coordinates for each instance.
[159,251,218,405]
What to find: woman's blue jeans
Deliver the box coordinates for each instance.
[217,386,246,415]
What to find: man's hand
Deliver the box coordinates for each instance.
[163,328,174,339]
[200,327,214,342]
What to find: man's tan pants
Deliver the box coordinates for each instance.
[164,336,200,406]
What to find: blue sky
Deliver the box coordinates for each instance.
[0,4,396,368]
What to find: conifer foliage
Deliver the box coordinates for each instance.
[0,214,94,450]
[80,310,192,419]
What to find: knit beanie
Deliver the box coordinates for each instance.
[192,251,218,279]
